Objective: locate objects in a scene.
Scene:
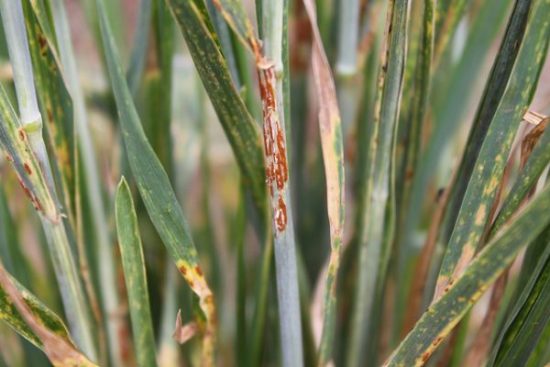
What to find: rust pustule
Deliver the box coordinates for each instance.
[37,34,48,56]
[18,129,26,141]
[17,177,42,212]
[274,123,288,190]
[178,265,188,276]
[421,352,430,363]
[46,107,54,123]
[23,163,32,175]
[275,196,287,232]
[195,266,203,276]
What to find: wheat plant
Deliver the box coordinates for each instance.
[0,0,549,366]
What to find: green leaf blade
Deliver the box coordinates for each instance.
[115,178,157,367]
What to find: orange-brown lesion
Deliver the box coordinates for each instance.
[176,260,217,366]
[275,196,287,232]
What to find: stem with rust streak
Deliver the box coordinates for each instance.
[259,0,303,365]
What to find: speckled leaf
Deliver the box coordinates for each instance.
[0,272,71,350]
[348,0,409,365]
[95,0,216,363]
[0,85,58,222]
[384,182,550,367]
[0,262,96,367]
[22,0,75,218]
[434,0,550,298]
[115,178,157,367]
[492,117,550,232]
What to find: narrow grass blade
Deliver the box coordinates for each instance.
[384,182,550,367]
[347,0,409,365]
[401,0,513,256]
[126,0,151,95]
[48,0,122,364]
[432,0,469,67]
[434,0,550,298]
[487,227,550,367]
[166,0,266,218]
[22,0,76,218]
[115,178,157,367]
[0,261,97,367]
[95,1,216,363]
[301,0,345,364]
[142,0,175,177]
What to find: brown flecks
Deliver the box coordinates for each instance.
[46,106,54,123]
[275,196,288,232]
[187,279,194,288]
[204,295,214,304]
[23,163,32,175]
[37,34,48,56]
[433,336,443,346]
[16,177,42,212]
[5,154,13,163]
[18,129,26,141]
[195,266,203,277]
[258,68,276,117]
[178,265,187,276]
[421,352,430,363]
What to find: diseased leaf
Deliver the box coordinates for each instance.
[384,181,550,367]
[0,261,96,367]
[435,0,550,298]
[95,0,216,363]
[301,0,345,364]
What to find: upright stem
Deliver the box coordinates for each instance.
[261,0,304,365]
[336,0,360,76]
[49,0,122,365]
[0,0,96,359]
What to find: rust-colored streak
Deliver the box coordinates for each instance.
[37,34,48,56]
[18,129,26,141]
[274,123,288,190]
[17,177,42,212]
[5,154,13,162]
[258,68,276,118]
[195,266,203,276]
[178,265,187,276]
[275,196,288,232]
[263,120,274,156]
[23,163,32,175]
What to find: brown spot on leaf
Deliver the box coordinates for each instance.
[23,163,32,175]
[195,266,203,276]
[275,196,287,232]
